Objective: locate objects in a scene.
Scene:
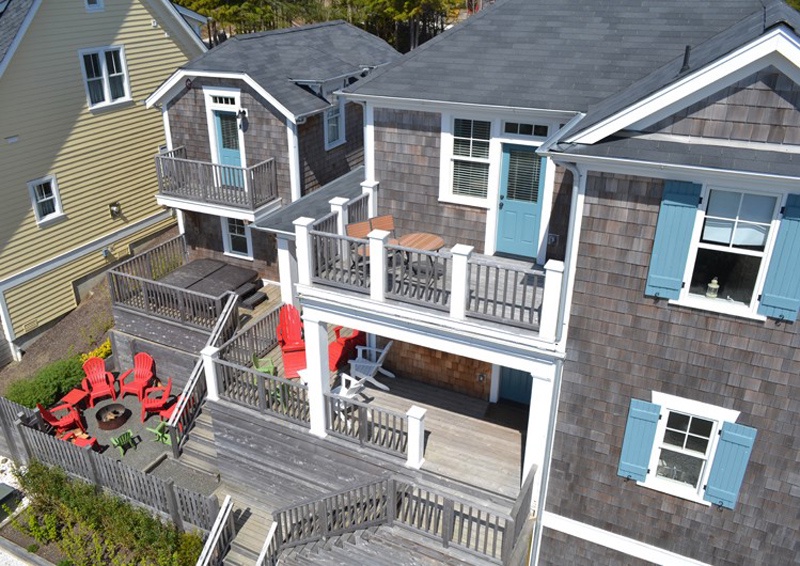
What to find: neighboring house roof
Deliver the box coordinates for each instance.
[172,2,206,27]
[175,21,400,118]
[346,0,782,113]
[0,0,205,79]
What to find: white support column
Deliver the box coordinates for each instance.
[287,122,302,202]
[364,102,375,182]
[303,316,330,438]
[488,364,501,404]
[449,244,473,320]
[276,235,298,306]
[522,362,559,515]
[368,229,390,302]
[406,405,426,469]
[293,217,315,286]
[201,345,220,402]
[361,180,379,218]
[175,209,185,235]
[329,197,349,235]
[539,259,565,342]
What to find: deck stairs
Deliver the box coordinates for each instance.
[177,408,220,477]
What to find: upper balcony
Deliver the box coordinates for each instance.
[290,195,566,350]
[154,147,279,214]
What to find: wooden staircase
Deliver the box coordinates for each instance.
[177,407,219,477]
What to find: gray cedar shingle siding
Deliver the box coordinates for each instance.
[547,172,799,565]
[298,102,364,195]
[540,529,657,566]
[374,108,487,252]
[644,66,800,144]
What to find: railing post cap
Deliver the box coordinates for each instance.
[294,217,316,228]
[201,345,219,356]
[407,405,426,419]
[450,244,474,257]
[368,229,391,241]
[328,197,349,206]
[360,180,379,189]
[544,259,565,273]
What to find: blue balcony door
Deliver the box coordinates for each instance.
[499,367,532,405]
[214,111,243,188]
[495,145,544,258]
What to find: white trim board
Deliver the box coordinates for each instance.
[542,513,712,566]
[568,28,800,145]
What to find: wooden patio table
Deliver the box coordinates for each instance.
[397,232,445,252]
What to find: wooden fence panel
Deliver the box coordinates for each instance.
[0,398,34,463]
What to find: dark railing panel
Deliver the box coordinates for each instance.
[386,245,451,312]
[111,234,187,280]
[467,257,544,330]
[217,305,281,366]
[310,232,370,293]
[312,211,338,235]
[345,193,369,224]
[324,394,408,458]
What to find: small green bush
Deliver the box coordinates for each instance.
[6,357,85,408]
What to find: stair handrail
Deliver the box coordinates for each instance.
[196,494,235,566]
[255,522,279,566]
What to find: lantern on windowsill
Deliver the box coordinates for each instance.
[706,277,720,298]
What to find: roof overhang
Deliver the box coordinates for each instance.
[0,0,41,80]
[146,69,297,124]
[566,26,800,145]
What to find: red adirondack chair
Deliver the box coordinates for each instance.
[37,403,85,433]
[328,329,366,372]
[141,378,173,422]
[119,352,155,401]
[82,357,116,407]
[277,305,306,378]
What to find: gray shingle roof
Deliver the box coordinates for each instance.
[183,21,400,117]
[0,0,36,66]
[347,0,779,113]
[555,136,800,179]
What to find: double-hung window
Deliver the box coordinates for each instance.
[79,46,130,109]
[222,218,252,258]
[324,95,345,150]
[27,175,64,226]
[618,393,756,509]
[451,118,491,198]
[645,180,800,321]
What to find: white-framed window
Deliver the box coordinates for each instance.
[79,46,130,109]
[27,175,64,226]
[222,218,252,258]
[503,121,549,138]
[618,392,756,508]
[324,95,345,150]
[85,0,104,12]
[451,118,491,199]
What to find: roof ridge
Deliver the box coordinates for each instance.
[234,20,346,41]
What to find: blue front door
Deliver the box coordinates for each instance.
[499,367,533,405]
[495,145,544,258]
[214,111,243,187]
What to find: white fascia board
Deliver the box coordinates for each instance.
[146,70,297,124]
[298,286,565,368]
[0,0,42,80]
[156,195,257,222]
[542,514,713,566]
[150,0,207,54]
[0,211,172,295]
[342,92,578,121]
[538,151,800,190]
[568,28,800,145]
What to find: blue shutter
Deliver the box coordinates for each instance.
[758,194,800,322]
[644,181,702,299]
[617,399,660,482]
[704,422,757,510]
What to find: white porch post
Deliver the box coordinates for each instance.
[449,244,473,320]
[522,362,559,515]
[406,405,426,469]
[293,217,315,286]
[539,260,565,342]
[201,345,220,402]
[303,315,330,438]
[368,229,390,302]
[276,235,298,306]
[361,180,379,218]
[329,197,349,234]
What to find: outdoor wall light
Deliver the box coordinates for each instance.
[109,202,122,218]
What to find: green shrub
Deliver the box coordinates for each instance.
[6,357,85,408]
[15,461,204,566]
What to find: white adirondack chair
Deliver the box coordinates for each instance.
[348,341,394,390]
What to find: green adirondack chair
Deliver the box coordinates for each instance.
[111,430,135,457]
[146,421,171,445]
[252,353,276,375]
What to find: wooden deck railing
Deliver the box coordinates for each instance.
[312,210,338,234]
[214,359,310,425]
[112,234,188,280]
[385,244,452,312]
[15,417,218,532]
[155,147,278,211]
[207,293,241,349]
[261,472,533,564]
[310,232,371,292]
[197,495,236,566]
[467,256,544,330]
[216,304,281,366]
[345,192,370,224]
[167,359,207,458]
[324,393,409,458]
[108,272,225,330]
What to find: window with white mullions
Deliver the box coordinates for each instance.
[656,411,714,489]
[688,189,777,305]
[80,46,130,108]
[27,175,64,225]
[452,118,491,197]
[222,217,252,258]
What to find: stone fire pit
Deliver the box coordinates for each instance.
[95,403,131,431]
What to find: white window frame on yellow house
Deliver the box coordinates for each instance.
[27,175,64,227]
[78,45,132,110]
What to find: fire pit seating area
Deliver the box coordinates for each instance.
[36,353,180,465]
